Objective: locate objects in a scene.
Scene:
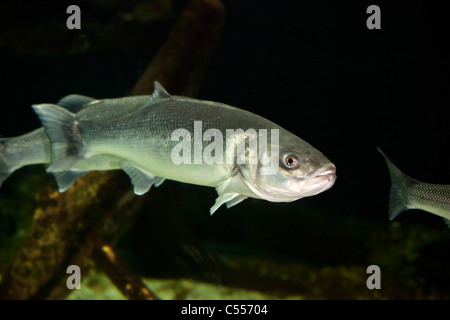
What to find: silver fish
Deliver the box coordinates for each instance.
[32,82,336,214]
[0,94,152,190]
[378,148,450,227]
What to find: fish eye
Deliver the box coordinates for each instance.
[283,154,299,169]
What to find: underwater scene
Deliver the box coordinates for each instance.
[0,0,449,301]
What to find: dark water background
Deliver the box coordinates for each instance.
[0,0,449,299]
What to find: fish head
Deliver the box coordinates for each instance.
[240,131,336,202]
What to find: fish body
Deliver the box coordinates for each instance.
[22,82,335,214]
[378,148,450,227]
[0,128,50,182]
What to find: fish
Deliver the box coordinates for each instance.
[0,94,153,190]
[378,148,450,228]
[27,82,335,214]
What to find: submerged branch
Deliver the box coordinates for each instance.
[94,245,159,300]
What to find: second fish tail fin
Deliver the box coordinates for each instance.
[32,103,85,172]
[0,138,13,187]
[377,148,414,220]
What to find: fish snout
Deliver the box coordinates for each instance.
[315,164,336,179]
[309,163,337,194]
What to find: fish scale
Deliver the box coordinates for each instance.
[409,183,450,219]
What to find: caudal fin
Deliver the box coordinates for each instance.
[377,148,414,220]
[32,104,84,172]
[0,138,13,187]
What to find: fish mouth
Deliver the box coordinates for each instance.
[317,166,336,178]
[302,165,337,196]
[244,164,337,202]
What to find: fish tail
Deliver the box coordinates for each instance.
[0,138,13,187]
[32,104,84,172]
[377,148,414,220]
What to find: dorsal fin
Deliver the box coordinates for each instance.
[57,94,96,112]
[152,81,171,100]
[139,81,171,109]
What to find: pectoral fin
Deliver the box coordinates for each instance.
[210,192,245,215]
[121,162,158,195]
[210,174,249,215]
[225,195,247,209]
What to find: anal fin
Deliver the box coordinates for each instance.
[121,162,157,195]
[52,170,88,192]
[154,177,166,187]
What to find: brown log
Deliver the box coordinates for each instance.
[94,245,159,300]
